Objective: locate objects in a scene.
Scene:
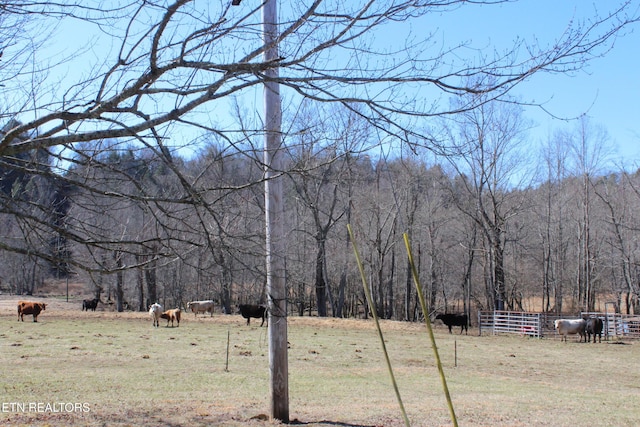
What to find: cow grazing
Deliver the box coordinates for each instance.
[82,298,100,311]
[17,301,46,322]
[149,303,163,328]
[586,317,604,343]
[160,308,181,327]
[186,300,215,317]
[435,313,468,334]
[554,318,587,342]
[238,304,267,326]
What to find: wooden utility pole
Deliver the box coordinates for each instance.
[262,0,289,422]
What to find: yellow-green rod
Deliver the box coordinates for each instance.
[403,232,458,427]
[348,224,411,427]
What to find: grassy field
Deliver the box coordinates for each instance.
[1,296,639,427]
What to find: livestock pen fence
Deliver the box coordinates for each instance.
[581,311,640,340]
[478,310,640,339]
[478,311,545,338]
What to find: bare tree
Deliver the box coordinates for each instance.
[594,173,640,314]
[537,129,574,313]
[0,0,634,274]
[288,103,368,316]
[568,117,612,311]
[446,97,532,310]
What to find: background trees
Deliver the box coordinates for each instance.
[445,98,532,311]
[0,1,639,318]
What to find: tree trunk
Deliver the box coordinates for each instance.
[136,256,145,312]
[315,238,327,317]
[386,247,395,319]
[114,250,124,312]
[493,235,506,311]
[405,259,413,321]
[145,252,157,307]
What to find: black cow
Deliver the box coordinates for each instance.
[82,298,101,311]
[238,304,267,326]
[435,313,468,335]
[586,317,604,343]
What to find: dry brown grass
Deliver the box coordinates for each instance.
[0,295,639,427]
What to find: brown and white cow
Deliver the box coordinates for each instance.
[17,301,46,322]
[160,308,181,327]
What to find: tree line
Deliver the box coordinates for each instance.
[0,1,638,324]
[1,103,638,319]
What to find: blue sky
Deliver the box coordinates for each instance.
[422,1,640,167]
[45,1,640,170]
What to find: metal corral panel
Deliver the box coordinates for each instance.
[480,310,640,340]
[478,311,542,338]
[582,312,640,339]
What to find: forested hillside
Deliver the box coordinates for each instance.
[2,107,638,319]
[0,2,638,324]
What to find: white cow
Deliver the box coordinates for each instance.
[554,318,586,342]
[149,303,163,328]
[186,300,215,317]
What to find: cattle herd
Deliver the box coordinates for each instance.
[432,312,607,343]
[14,297,268,329]
[11,301,607,343]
